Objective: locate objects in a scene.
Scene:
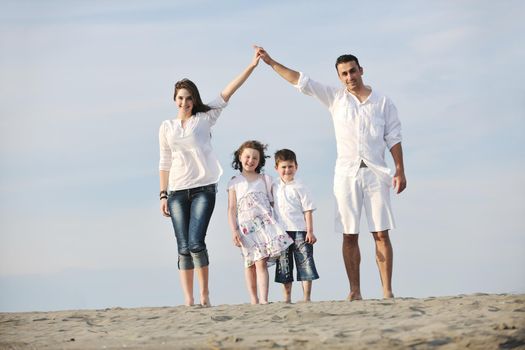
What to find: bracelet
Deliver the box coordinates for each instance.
[159,190,168,196]
[160,195,168,200]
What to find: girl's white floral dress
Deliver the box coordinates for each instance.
[228,174,293,267]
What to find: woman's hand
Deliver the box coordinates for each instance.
[160,199,170,217]
[249,46,261,68]
[220,47,261,102]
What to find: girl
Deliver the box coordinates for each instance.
[227,140,293,304]
[159,49,260,307]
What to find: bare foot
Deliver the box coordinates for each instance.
[201,296,211,307]
[383,291,395,299]
[347,292,362,301]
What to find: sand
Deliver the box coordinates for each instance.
[1,293,524,349]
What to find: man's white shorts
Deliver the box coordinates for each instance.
[333,168,395,234]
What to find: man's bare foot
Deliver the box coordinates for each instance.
[184,298,195,306]
[347,292,362,301]
[259,300,269,305]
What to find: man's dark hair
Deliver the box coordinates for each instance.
[335,54,361,70]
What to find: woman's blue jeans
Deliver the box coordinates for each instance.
[167,184,216,270]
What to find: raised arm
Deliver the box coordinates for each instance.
[221,48,260,102]
[255,45,300,85]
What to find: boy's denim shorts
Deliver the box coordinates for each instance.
[275,231,319,283]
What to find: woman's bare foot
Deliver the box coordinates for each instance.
[383,291,395,299]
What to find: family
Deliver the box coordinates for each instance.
[158,46,407,307]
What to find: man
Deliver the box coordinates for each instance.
[256,46,406,300]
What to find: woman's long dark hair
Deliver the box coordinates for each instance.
[174,79,211,114]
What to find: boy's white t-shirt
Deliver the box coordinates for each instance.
[272,178,316,231]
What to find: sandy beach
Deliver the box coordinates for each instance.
[1,293,524,349]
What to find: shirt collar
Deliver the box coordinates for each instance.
[279,178,296,186]
[344,86,375,104]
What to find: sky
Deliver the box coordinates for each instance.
[0,0,524,312]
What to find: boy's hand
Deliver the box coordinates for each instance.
[305,232,317,244]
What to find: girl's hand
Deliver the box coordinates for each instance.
[160,199,170,217]
[305,232,317,244]
[232,231,242,247]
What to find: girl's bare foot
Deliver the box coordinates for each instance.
[201,295,211,307]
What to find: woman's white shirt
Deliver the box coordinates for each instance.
[159,95,228,191]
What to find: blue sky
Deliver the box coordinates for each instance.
[1,0,524,311]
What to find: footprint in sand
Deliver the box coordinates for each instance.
[211,315,233,322]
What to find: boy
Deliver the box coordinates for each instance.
[273,149,319,302]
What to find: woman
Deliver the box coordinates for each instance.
[159,49,260,307]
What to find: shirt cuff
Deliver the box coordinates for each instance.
[293,72,309,91]
[159,163,171,171]
[208,94,228,109]
[386,138,402,150]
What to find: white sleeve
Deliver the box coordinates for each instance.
[158,121,172,171]
[297,184,316,212]
[293,72,338,110]
[384,98,402,150]
[201,95,228,126]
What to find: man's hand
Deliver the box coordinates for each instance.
[392,171,407,194]
[254,45,273,65]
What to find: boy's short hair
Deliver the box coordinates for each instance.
[274,149,297,166]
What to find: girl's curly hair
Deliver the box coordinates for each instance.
[231,140,269,174]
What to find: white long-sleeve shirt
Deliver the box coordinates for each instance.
[159,95,227,191]
[294,73,402,184]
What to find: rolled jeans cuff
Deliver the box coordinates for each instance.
[191,249,209,268]
[178,254,194,270]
